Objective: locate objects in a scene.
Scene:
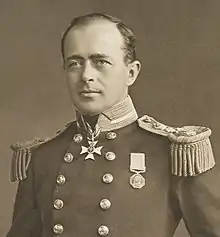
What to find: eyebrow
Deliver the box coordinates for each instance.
[66,55,84,62]
[66,53,111,62]
[89,53,111,60]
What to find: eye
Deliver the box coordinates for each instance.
[66,60,82,69]
[95,59,111,67]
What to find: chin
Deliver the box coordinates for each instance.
[75,104,103,116]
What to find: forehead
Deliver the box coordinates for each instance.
[63,20,125,59]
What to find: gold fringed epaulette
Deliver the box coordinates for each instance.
[10,138,47,182]
[138,115,215,177]
[10,121,73,182]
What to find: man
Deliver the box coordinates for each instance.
[7,13,220,237]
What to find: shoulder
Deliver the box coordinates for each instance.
[138,115,215,177]
[10,121,76,182]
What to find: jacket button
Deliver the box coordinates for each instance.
[106,132,117,140]
[100,198,111,210]
[53,199,64,210]
[102,173,113,184]
[53,224,64,235]
[64,153,74,163]
[98,225,109,236]
[56,175,66,185]
[105,152,116,161]
[73,133,83,143]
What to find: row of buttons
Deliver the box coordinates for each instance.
[53,197,112,211]
[73,131,117,144]
[53,131,117,236]
[97,132,116,236]
[56,172,113,186]
[63,151,116,164]
[53,224,110,236]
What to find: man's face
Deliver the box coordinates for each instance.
[63,20,139,115]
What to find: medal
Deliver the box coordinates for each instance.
[78,115,103,160]
[80,141,103,160]
[130,173,145,189]
[130,153,146,189]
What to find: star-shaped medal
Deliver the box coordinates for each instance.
[80,141,103,160]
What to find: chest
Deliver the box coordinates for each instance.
[52,126,171,210]
[36,126,175,237]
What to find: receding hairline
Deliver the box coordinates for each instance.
[63,19,126,59]
[61,13,137,64]
[69,17,119,29]
[63,19,125,47]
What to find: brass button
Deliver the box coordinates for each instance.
[53,199,64,210]
[100,198,111,210]
[56,175,66,185]
[64,153,74,163]
[98,225,109,236]
[106,132,117,140]
[53,224,64,235]
[102,173,113,184]
[105,152,116,161]
[73,133,83,143]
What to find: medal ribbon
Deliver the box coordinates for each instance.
[130,153,146,174]
[80,115,101,142]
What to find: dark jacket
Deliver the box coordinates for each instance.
[6,121,220,237]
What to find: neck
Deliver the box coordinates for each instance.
[83,115,99,129]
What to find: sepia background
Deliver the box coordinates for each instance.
[1,0,220,236]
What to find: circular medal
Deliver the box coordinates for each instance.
[130,173,145,189]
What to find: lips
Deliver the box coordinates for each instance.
[81,89,100,93]
[79,88,101,97]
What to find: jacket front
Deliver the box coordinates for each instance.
[7,119,220,237]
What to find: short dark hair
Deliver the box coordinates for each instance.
[61,13,137,64]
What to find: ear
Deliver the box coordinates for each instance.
[126,60,141,86]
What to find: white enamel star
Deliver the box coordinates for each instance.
[80,141,103,160]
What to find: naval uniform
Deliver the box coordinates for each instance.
[7,96,220,237]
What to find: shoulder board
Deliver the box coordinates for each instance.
[138,115,215,177]
[10,121,73,182]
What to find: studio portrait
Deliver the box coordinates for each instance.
[1,1,220,237]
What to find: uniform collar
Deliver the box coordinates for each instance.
[76,96,138,132]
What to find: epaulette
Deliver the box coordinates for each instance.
[10,121,73,182]
[138,115,215,177]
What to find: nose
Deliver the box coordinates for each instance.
[81,60,96,83]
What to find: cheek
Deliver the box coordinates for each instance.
[101,67,128,85]
[66,73,79,90]
[66,80,79,100]
[105,71,128,91]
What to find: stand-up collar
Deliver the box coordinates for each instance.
[76,96,138,132]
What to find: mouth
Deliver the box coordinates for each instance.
[79,89,102,97]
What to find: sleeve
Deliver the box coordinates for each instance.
[137,115,220,235]
[168,125,220,236]
[176,165,220,236]
[6,158,42,237]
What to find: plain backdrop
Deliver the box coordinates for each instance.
[1,0,220,236]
